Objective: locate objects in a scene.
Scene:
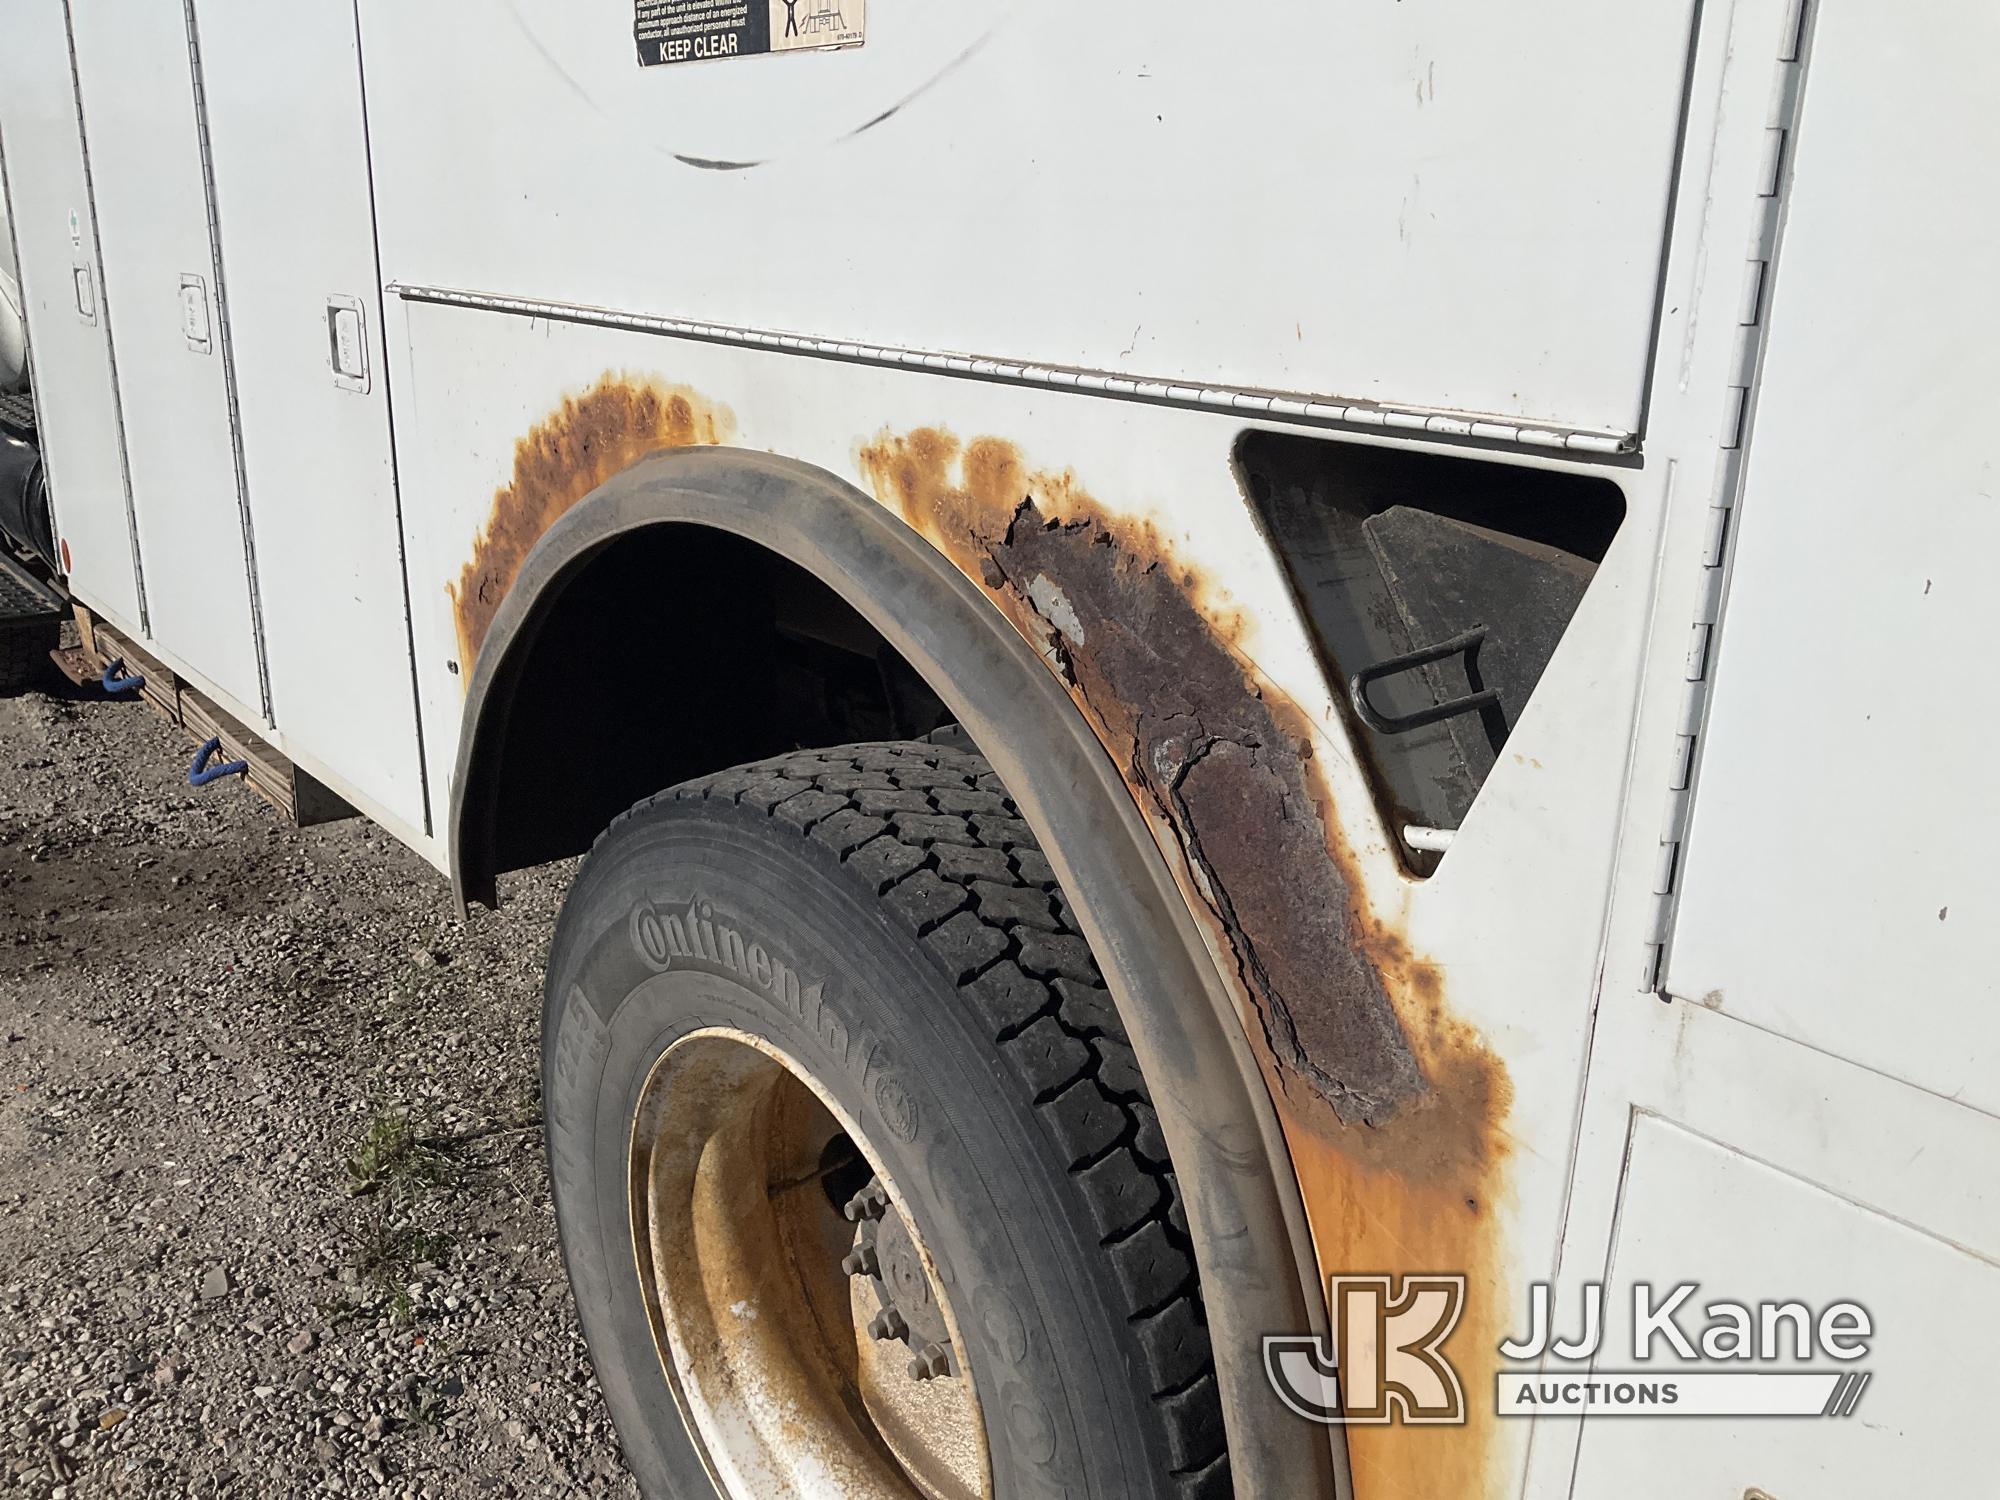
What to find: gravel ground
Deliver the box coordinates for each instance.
[0,672,638,1499]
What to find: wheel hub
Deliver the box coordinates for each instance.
[627,1029,988,1500]
[842,1177,959,1382]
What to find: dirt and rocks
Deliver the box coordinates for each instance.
[0,673,637,1499]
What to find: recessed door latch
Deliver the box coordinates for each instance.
[326,294,369,393]
[72,264,97,324]
[179,273,212,353]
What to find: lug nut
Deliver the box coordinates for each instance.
[840,1245,879,1278]
[907,1342,953,1381]
[842,1183,890,1222]
[867,1308,907,1342]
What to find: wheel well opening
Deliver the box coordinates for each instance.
[472,523,952,882]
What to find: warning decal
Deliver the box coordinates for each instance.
[635,0,865,68]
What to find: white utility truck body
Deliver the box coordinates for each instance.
[2,3,1993,1497]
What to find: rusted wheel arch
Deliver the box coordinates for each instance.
[450,446,1339,1500]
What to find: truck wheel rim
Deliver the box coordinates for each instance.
[629,1028,989,1500]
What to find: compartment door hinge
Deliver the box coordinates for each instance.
[1641,0,1813,993]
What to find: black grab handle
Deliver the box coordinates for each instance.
[1347,626,1501,736]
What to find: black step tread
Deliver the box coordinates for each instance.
[0,390,34,440]
[0,548,63,625]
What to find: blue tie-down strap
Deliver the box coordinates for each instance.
[100,658,145,694]
[188,736,249,788]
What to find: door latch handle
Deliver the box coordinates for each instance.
[72,263,97,324]
[179,273,212,353]
[326,294,369,393]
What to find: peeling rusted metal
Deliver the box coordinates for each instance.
[860,425,1515,1497]
[860,427,1440,1127]
[448,373,735,671]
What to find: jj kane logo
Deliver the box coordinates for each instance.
[1266,1277,1874,1424]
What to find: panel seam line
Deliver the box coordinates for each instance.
[182,0,274,723]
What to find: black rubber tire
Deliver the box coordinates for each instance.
[0,618,56,694]
[544,741,1229,1500]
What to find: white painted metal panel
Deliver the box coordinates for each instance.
[1524,3,2000,1492]
[390,289,1664,1494]
[0,0,143,627]
[69,3,265,715]
[1570,1112,1995,1495]
[1664,2,2000,1112]
[357,0,1695,436]
[191,0,427,832]
[1536,984,2000,1496]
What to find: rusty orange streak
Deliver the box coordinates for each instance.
[859,424,1516,1500]
[448,373,736,674]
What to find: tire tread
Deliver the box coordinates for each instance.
[615,741,1229,1493]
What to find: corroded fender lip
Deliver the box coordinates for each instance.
[451,446,1339,1499]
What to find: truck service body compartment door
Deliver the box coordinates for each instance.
[68,4,265,716]
[186,0,427,834]
[1663,0,2000,1112]
[0,0,144,629]
[357,0,1698,440]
